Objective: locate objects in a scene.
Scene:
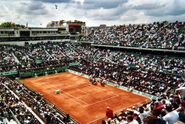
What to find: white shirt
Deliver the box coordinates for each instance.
[176,87,185,97]
[128,120,139,124]
[163,110,179,124]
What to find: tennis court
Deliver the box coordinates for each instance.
[21,72,150,124]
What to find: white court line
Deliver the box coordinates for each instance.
[86,95,118,124]
[77,84,98,94]
[77,88,89,94]
[86,94,119,107]
[87,115,105,124]
[62,91,89,105]
[88,108,126,124]
[60,82,89,90]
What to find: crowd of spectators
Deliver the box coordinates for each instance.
[1,41,185,96]
[0,45,19,72]
[0,42,76,73]
[103,92,185,124]
[0,76,74,124]
[0,40,185,124]
[69,44,185,96]
[14,42,72,71]
[64,44,185,124]
[0,77,40,124]
[84,21,185,50]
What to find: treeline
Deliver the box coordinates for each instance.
[0,22,25,28]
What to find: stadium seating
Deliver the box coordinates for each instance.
[0,36,185,123]
[0,76,74,124]
[83,21,185,50]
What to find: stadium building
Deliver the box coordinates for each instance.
[0,27,69,42]
[0,20,185,124]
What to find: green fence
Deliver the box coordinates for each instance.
[69,62,80,66]
[0,71,18,76]
[19,66,68,78]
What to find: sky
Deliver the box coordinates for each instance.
[0,0,185,27]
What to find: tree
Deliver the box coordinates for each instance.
[0,22,25,28]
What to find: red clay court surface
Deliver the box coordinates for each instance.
[21,72,150,124]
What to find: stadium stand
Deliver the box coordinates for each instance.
[0,76,75,124]
[0,77,41,124]
[0,21,185,124]
[83,21,185,50]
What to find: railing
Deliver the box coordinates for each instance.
[91,44,185,52]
